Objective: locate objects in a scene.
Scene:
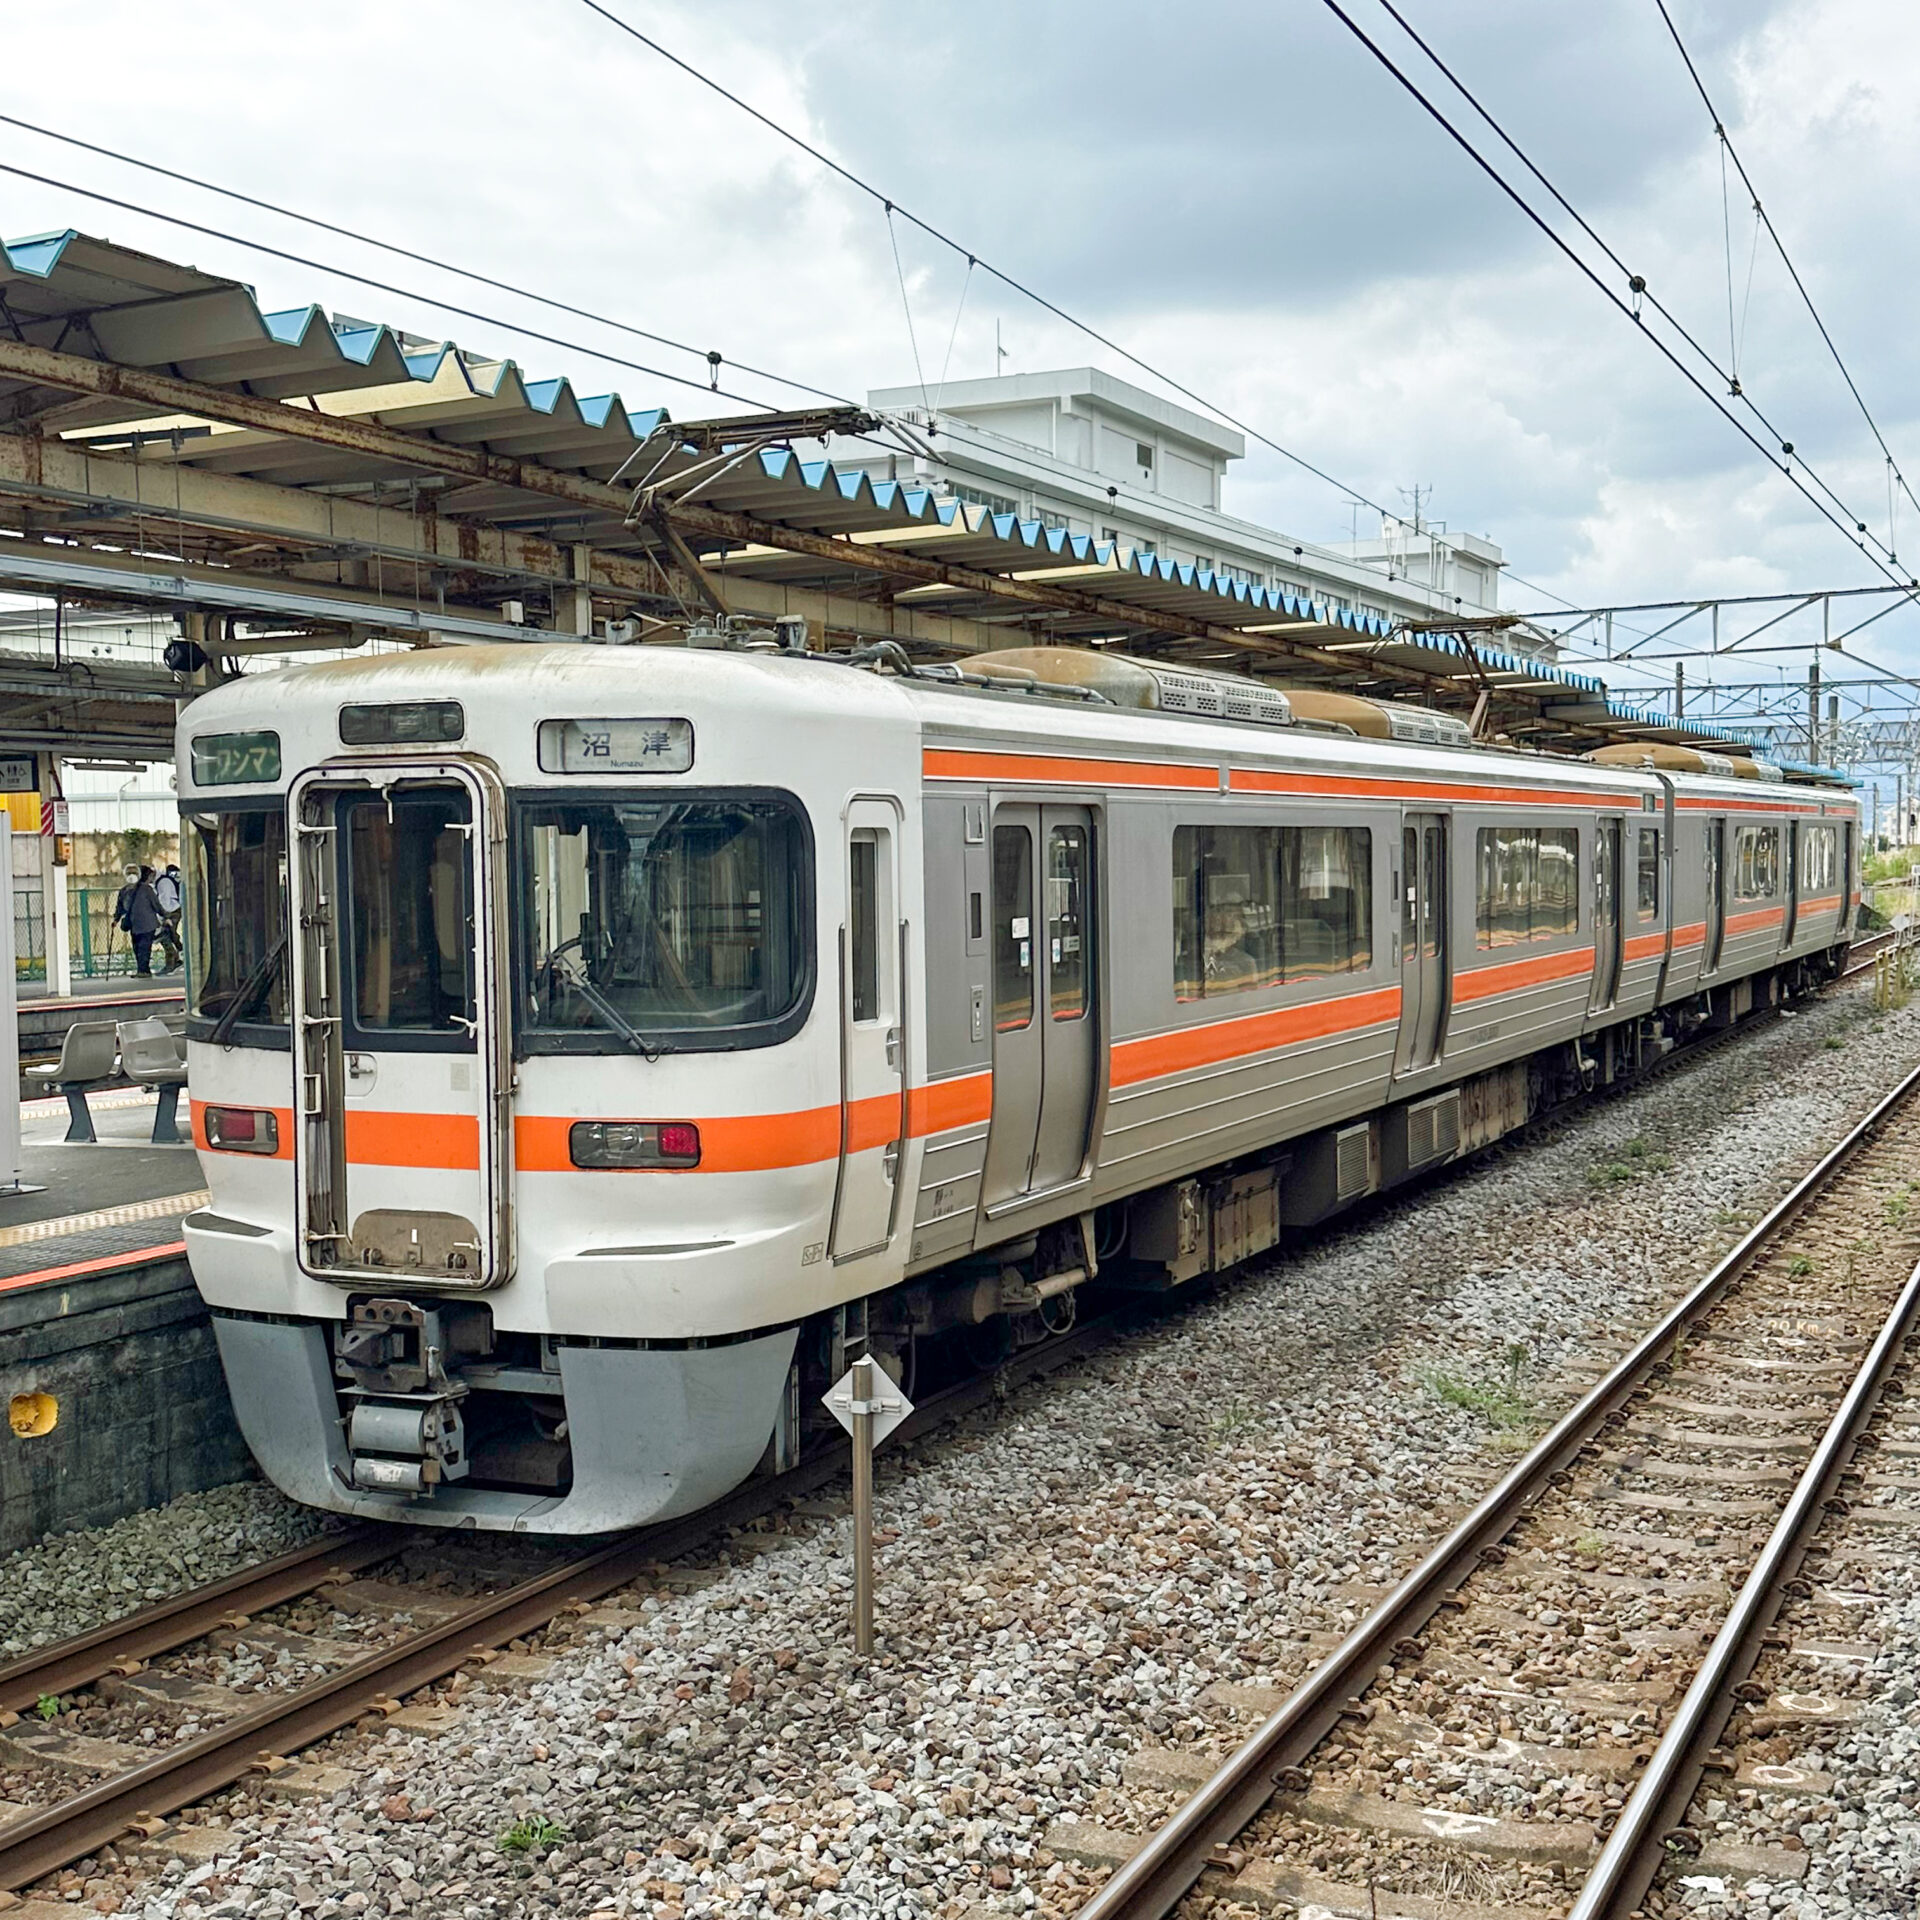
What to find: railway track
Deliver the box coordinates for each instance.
[0,1301,1122,1899]
[1068,1053,1920,1920]
[1841,925,1902,978]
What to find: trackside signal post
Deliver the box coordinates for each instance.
[823,1357,912,1655]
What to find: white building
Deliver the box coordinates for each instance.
[837,367,1532,648]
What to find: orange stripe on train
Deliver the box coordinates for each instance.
[924,748,1215,791]
[1453,946,1596,1004]
[1110,985,1402,1089]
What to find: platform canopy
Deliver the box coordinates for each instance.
[0,226,1824,772]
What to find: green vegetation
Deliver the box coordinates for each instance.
[1572,1533,1608,1560]
[1418,1342,1537,1431]
[497,1815,570,1855]
[1787,1254,1814,1278]
[33,1694,58,1722]
[1587,1137,1672,1188]
[1209,1401,1262,1440]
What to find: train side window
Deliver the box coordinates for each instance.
[1278,826,1372,977]
[992,825,1034,1032]
[1734,824,1779,899]
[1175,824,1371,997]
[849,829,883,1023]
[1173,824,1280,1000]
[1636,829,1660,921]
[1800,824,1836,895]
[1476,826,1578,947]
[1047,826,1090,1020]
[969,891,984,942]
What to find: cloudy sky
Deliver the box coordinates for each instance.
[4,0,1920,743]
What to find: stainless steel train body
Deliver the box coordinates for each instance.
[177,644,1859,1532]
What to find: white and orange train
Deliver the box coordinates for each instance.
[175,639,1857,1531]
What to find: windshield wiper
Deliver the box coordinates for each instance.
[208,933,288,1047]
[564,968,665,1061]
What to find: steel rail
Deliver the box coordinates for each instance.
[0,1528,395,1717]
[0,1304,1117,1892]
[1570,1251,1920,1919]
[1843,928,1899,978]
[1075,1054,1920,1920]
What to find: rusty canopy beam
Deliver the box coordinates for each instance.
[0,338,1464,697]
[656,499,1452,693]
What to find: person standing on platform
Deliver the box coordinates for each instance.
[153,862,183,972]
[116,865,163,977]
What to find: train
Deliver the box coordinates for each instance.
[176,634,1859,1532]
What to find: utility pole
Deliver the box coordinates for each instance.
[1808,658,1821,766]
[1675,663,1685,723]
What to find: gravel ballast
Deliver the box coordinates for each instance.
[12,984,1917,1920]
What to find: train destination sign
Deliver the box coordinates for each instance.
[189,730,282,787]
[537,717,695,774]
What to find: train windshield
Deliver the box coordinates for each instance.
[518,794,811,1051]
[181,806,289,1030]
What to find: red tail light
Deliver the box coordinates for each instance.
[568,1121,701,1169]
[203,1106,278,1154]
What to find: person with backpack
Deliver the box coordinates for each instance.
[153,862,184,972]
[114,865,164,977]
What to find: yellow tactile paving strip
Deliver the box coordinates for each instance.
[0,1190,211,1248]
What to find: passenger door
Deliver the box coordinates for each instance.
[981,804,1099,1211]
[288,762,510,1288]
[1782,822,1799,944]
[1589,818,1622,1012]
[830,799,906,1261]
[1703,819,1725,973]
[1394,814,1448,1075]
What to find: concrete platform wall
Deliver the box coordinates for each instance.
[0,1256,251,1553]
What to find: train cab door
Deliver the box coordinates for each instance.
[981,804,1099,1211]
[1393,813,1448,1075]
[288,762,511,1289]
[1589,818,1623,1013]
[830,799,906,1262]
[1782,822,1799,944]
[1703,819,1726,973]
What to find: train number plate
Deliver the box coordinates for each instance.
[537,717,694,774]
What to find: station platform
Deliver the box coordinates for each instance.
[0,1088,245,1552]
[0,1087,204,1288]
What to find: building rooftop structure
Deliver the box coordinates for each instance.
[842,367,1520,645]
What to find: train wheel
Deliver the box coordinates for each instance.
[963,1314,1014,1371]
[871,1332,917,1400]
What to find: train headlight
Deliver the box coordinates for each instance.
[203,1106,280,1154]
[568,1121,702,1169]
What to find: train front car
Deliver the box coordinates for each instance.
[180,644,916,1532]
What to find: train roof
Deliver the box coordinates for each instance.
[177,643,1856,815]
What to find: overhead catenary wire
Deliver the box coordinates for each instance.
[573,0,1407,527]
[0,109,858,414]
[0,155,815,421]
[1651,0,1920,533]
[577,0,1920,653]
[1358,0,1908,575]
[1315,0,1919,604]
[884,205,930,412]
